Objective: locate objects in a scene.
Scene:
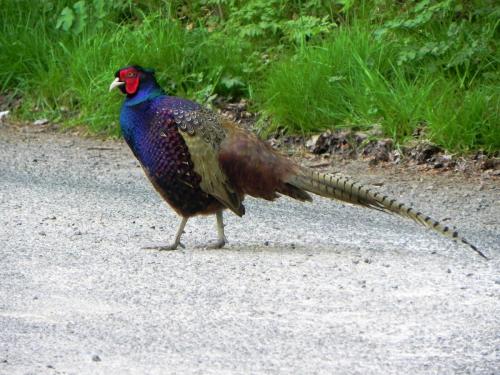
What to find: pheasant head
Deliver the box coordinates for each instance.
[109,65,164,105]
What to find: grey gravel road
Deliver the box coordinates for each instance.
[1,126,499,375]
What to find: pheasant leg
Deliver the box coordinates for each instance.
[206,210,227,249]
[143,217,188,251]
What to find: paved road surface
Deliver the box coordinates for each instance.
[1,126,499,374]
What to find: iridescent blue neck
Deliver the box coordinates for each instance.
[124,79,165,107]
[120,81,165,154]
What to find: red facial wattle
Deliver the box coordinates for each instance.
[119,68,140,95]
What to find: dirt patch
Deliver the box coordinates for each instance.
[269,129,499,179]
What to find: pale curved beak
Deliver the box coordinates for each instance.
[109,77,125,92]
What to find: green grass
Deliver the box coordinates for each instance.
[0,0,498,153]
[257,20,499,152]
[257,26,399,134]
[425,84,500,152]
[1,2,257,136]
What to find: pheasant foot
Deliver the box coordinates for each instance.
[205,239,226,249]
[142,217,188,252]
[204,210,227,249]
[143,242,185,251]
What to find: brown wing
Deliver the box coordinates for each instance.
[218,120,312,202]
[175,108,245,216]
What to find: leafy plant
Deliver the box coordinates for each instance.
[56,0,135,35]
[282,15,334,45]
[375,0,499,86]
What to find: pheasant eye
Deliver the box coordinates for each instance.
[126,72,136,78]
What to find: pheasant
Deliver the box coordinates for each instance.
[109,65,487,259]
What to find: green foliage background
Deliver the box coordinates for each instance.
[1,0,499,152]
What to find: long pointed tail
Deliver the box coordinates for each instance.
[286,168,487,259]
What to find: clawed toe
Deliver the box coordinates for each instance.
[205,239,226,249]
[143,242,185,251]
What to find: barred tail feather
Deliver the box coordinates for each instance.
[287,168,487,259]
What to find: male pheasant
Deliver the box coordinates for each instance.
[110,65,486,258]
